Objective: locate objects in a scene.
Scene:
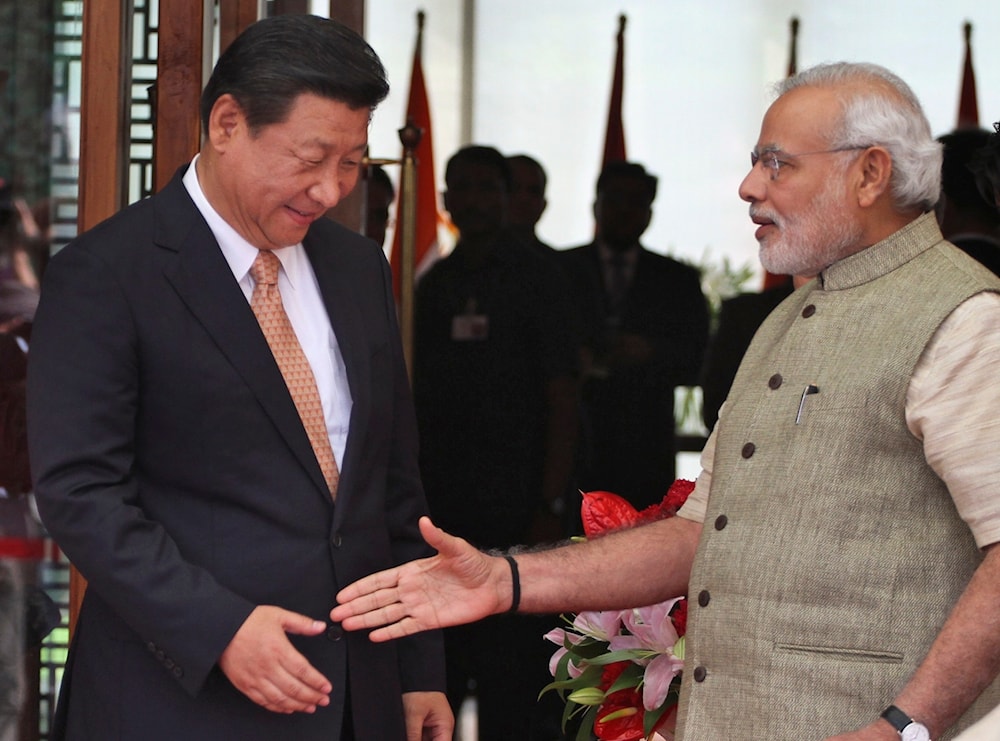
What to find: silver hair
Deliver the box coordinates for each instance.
[776,62,942,212]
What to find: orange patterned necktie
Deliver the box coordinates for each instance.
[250,250,339,498]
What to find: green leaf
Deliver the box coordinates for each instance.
[575,705,599,741]
[581,648,654,666]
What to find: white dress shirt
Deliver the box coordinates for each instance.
[182,157,352,468]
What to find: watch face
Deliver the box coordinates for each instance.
[901,722,931,741]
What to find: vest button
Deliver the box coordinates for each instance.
[714,514,728,530]
[326,624,344,641]
[698,590,711,607]
[331,532,343,548]
[693,666,707,682]
[768,373,782,389]
[741,442,755,459]
[802,304,816,318]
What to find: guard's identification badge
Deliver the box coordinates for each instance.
[452,314,489,341]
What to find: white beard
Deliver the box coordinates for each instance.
[754,177,864,278]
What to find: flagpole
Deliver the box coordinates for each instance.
[397,122,421,379]
[601,14,627,165]
[957,21,979,129]
[786,16,799,78]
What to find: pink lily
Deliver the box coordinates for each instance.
[609,598,685,710]
[544,627,586,678]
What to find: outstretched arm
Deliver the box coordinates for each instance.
[331,514,701,641]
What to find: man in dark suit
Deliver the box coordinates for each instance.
[25,16,451,741]
[936,128,1000,276]
[560,161,709,509]
[412,145,578,739]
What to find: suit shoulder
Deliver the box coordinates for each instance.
[49,197,162,278]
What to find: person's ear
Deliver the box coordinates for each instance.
[856,146,893,208]
[207,94,244,150]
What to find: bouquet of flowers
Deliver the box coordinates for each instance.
[541,479,695,741]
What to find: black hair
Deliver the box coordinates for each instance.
[200,14,389,135]
[968,122,1000,211]
[596,161,657,205]
[507,153,547,191]
[367,163,394,198]
[939,128,1000,224]
[444,145,512,192]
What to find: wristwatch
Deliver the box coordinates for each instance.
[881,705,931,741]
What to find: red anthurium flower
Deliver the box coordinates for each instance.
[595,687,646,741]
[662,479,696,513]
[581,491,639,536]
[582,481,696,537]
[599,660,631,691]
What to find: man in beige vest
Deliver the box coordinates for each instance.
[332,62,1000,741]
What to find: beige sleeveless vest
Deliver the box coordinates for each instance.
[676,214,1000,740]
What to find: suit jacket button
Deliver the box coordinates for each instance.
[326,624,344,641]
[331,533,343,548]
[693,666,707,682]
[155,649,165,662]
[172,666,184,679]
[714,514,728,530]
[768,373,782,390]
[802,304,816,318]
[164,658,175,670]
[146,641,157,653]
[698,590,711,607]
[741,442,755,459]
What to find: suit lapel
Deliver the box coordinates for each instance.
[153,173,330,499]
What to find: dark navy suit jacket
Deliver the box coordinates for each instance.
[27,170,443,740]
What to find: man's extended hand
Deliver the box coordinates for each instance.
[218,605,331,714]
[402,691,454,741]
[330,516,510,641]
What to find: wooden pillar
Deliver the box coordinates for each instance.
[329,0,363,33]
[73,0,133,633]
[153,0,205,193]
[271,0,309,14]
[324,0,367,233]
[219,0,260,54]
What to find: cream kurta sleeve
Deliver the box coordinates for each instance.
[906,290,1000,549]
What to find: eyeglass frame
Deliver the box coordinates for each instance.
[750,145,872,180]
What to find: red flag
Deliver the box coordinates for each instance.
[390,11,441,301]
[957,21,979,129]
[762,17,800,292]
[602,15,627,165]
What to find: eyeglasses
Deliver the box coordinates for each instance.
[750,146,870,180]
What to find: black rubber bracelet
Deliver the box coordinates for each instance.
[504,555,521,613]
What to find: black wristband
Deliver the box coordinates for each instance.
[504,555,521,613]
